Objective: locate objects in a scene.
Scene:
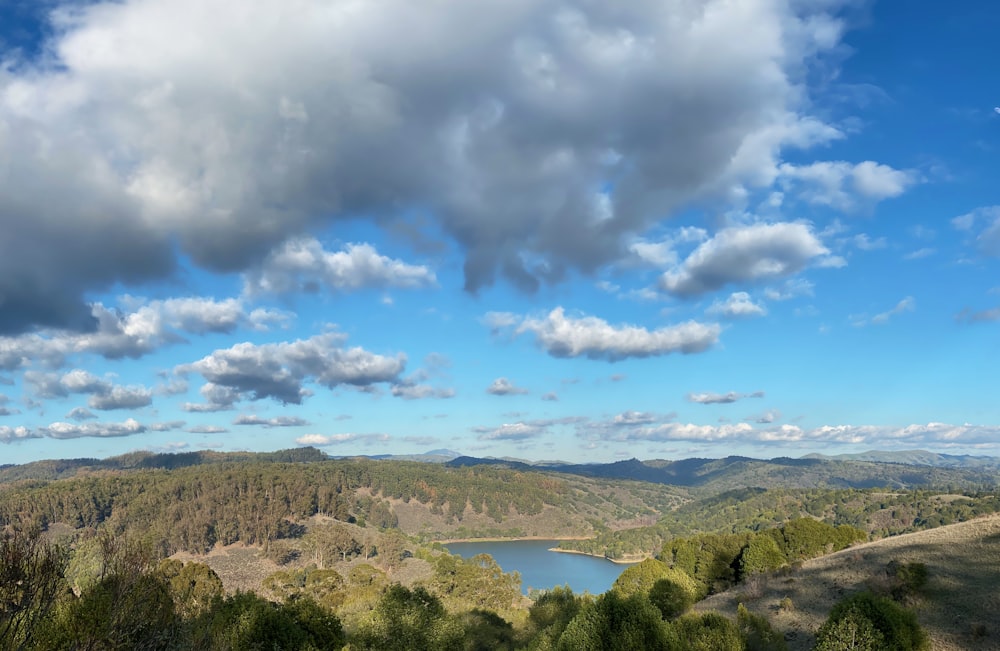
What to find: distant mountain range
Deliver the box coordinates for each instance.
[2,447,998,492]
[801,449,1000,469]
[445,452,1000,491]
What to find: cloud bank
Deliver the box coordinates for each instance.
[0,0,855,333]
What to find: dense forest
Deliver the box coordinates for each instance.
[1,449,984,649]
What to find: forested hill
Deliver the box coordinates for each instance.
[448,454,1000,492]
[5,447,999,491]
[0,446,328,483]
[0,455,689,554]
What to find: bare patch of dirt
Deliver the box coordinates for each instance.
[172,543,281,594]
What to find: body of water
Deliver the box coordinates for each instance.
[443,539,634,595]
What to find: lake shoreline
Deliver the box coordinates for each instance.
[434,535,591,544]
[443,538,634,594]
[547,547,645,565]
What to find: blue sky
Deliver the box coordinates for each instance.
[1,0,999,465]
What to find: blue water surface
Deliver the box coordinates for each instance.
[444,539,634,595]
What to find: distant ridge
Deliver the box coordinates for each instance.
[3,447,999,492]
[802,449,1000,469]
[446,453,1000,490]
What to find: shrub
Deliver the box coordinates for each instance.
[649,573,699,620]
[736,604,786,651]
[816,592,929,651]
[814,609,884,651]
[671,612,745,651]
[556,592,673,651]
[738,535,786,580]
[888,561,928,603]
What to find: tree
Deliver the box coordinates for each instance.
[157,559,224,619]
[736,604,786,651]
[524,587,585,650]
[456,609,517,651]
[737,535,786,580]
[814,611,884,651]
[354,585,463,651]
[263,566,347,610]
[191,591,343,650]
[302,523,360,567]
[648,575,698,620]
[37,572,180,650]
[377,530,408,570]
[671,612,745,651]
[817,592,928,651]
[612,559,671,598]
[0,528,68,651]
[556,591,675,651]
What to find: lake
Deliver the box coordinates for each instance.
[443,539,635,595]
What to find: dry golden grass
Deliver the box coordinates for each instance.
[694,513,1000,651]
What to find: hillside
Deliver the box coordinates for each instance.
[694,513,1000,651]
[0,455,689,551]
[803,450,1000,470]
[449,453,1000,492]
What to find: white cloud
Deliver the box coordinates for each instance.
[753,409,782,424]
[295,432,390,446]
[498,307,719,361]
[233,414,310,428]
[707,292,767,319]
[39,418,146,439]
[243,238,436,296]
[660,222,833,297]
[179,332,406,405]
[851,296,916,327]
[186,425,229,434]
[487,377,529,396]
[779,160,917,209]
[24,369,152,410]
[475,422,543,441]
[903,248,935,261]
[599,421,757,442]
[88,385,153,410]
[391,384,456,400]
[0,296,292,372]
[687,391,765,404]
[0,0,854,332]
[182,383,242,413]
[951,207,1000,257]
[763,278,814,301]
[574,419,1000,447]
[853,234,887,251]
[149,420,185,432]
[613,411,657,425]
[0,426,39,443]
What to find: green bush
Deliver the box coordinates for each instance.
[816,592,928,651]
[738,535,786,579]
[556,592,674,651]
[736,604,786,651]
[671,612,745,651]
[648,575,699,620]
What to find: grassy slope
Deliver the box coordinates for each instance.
[694,512,1000,651]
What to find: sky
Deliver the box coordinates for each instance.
[0,0,998,465]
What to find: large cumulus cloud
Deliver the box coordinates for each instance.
[177,332,407,405]
[0,0,853,333]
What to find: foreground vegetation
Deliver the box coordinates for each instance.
[2,449,992,649]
